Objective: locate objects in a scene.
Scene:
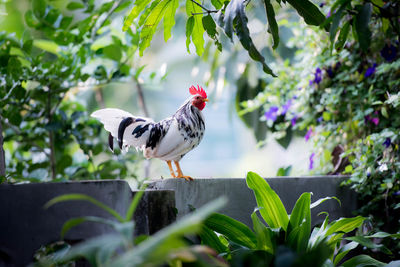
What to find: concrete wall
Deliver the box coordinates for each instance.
[0,180,175,267]
[147,176,357,228]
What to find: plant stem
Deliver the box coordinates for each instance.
[133,77,150,118]
[189,0,218,14]
[48,90,57,180]
[0,118,6,179]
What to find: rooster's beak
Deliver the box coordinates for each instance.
[204,98,209,102]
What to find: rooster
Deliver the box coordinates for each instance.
[91,85,208,181]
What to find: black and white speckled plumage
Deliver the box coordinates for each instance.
[91,96,205,162]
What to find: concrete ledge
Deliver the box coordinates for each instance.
[147,176,357,228]
[0,180,175,266]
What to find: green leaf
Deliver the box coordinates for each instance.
[66,2,85,10]
[345,236,392,254]
[263,0,279,49]
[341,255,386,267]
[163,0,179,41]
[365,232,400,239]
[333,241,358,266]
[329,7,344,42]
[44,193,125,222]
[246,171,289,230]
[199,225,228,254]
[123,0,152,31]
[60,216,117,239]
[103,44,122,61]
[205,213,257,249]
[25,10,41,27]
[287,193,311,252]
[325,216,365,237]
[32,0,46,18]
[286,0,326,26]
[185,16,194,53]
[33,40,60,55]
[111,197,227,266]
[251,211,275,253]
[310,196,341,209]
[335,20,350,50]
[211,0,223,9]
[224,0,275,76]
[186,0,205,56]
[354,3,372,51]
[202,15,217,38]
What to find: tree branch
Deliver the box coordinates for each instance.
[91,0,125,40]
[189,0,219,14]
[133,77,150,118]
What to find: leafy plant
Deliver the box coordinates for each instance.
[36,189,228,266]
[199,171,400,266]
[123,0,327,76]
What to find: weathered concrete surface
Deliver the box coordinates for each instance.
[0,180,175,267]
[147,176,357,228]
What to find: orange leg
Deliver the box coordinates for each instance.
[166,160,176,178]
[174,161,193,181]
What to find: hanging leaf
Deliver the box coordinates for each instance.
[186,0,205,56]
[123,0,152,31]
[335,20,350,50]
[211,0,223,9]
[263,0,279,49]
[185,16,194,53]
[224,0,276,76]
[163,0,179,41]
[354,3,372,51]
[66,2,85,10]
[286,0,326,26]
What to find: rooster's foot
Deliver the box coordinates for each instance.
[177,175,194,181]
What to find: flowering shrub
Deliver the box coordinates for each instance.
[239,0,400,258]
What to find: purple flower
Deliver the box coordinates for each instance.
[314,68,322,84]
[291,116,297,127]
[326,67,334,78]
[309,153,315,170]
[317,116,323,123]
[393,191,400,196]
[281,99,293,115]
[365,114,380,126]
[371,117,379,126]
[380,43,398,62]
[365,63,377,78]
[305,127,313,142]
[265,106,279,122]
[383,138,391,148]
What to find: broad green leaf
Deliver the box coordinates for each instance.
[202,15,217,38]
[310,196,341,209]
[354,3,372,51]
[246,172,289,230]
[103,44,122,61]
[186,0,205,56]
[325,216,365,236]
[199,225,228,254]
[365,232,400,239]
[211,0,223,9]
[263,0,279,49]
[335,20,350,50]
[25,10,40,27]
[185,16,194,53]
[33,40,60,55]
[251,211,275,253]
[287,193,311,252]
[345,236,392,255]
[224,0,275,76]
[123,0,152,31]
[329,7,344,42]
[163,0,179,41]
[110,197,227,266]
[66,2,85,10]
[32,0,46,18]
[205,213,257,249]
[333,241,358,266]
[138,0,173,55]
[286,0,326,26]
[44,193,125,222]
[341,255,386,267]
[60,216,117,239]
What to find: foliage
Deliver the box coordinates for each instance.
[200,171,400,266]
[0,0,151,183]
[123,0,327,76]
[35,189,228,266]
[237,0,400,257]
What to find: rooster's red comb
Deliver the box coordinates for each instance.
[189,85,207,98]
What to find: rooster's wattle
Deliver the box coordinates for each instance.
[91,85,208,180]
